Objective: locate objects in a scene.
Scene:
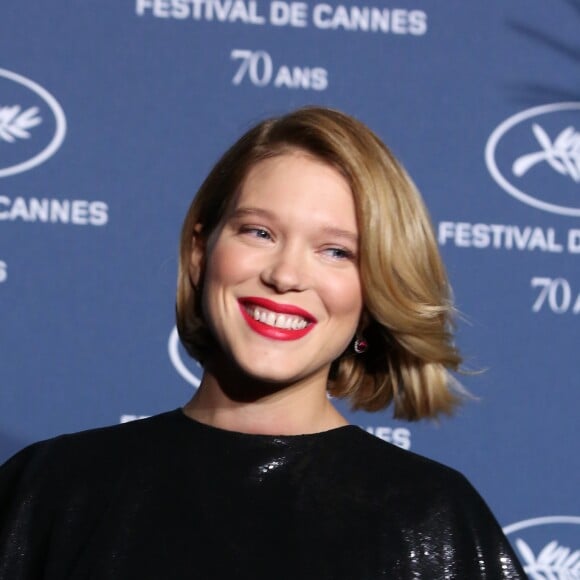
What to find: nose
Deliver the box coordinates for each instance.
[260,242,307,293]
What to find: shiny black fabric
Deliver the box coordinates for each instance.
[0,409,525,579]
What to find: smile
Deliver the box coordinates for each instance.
[238,297,316,341]
[248,306,309,329]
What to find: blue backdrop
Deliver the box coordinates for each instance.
[1,1,578,575]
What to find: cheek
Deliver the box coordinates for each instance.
[202,247,238,296]
[200,241,258,321]
[199,244,231,328]
[321,273,363,323]
[206,240,259,287]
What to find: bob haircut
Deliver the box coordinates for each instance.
[176,106,463,420]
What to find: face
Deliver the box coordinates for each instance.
[193,152,363,391]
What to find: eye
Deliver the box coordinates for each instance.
[322,247,356,261]
[239,225,272,240]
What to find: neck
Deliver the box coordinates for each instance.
[183,369,348,436]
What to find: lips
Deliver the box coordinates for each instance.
[238,297,317,341]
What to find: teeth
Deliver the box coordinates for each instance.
[246,306,309,330]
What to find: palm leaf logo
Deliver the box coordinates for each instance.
[0,105,42,143]
[515,537,580,579]
[512,124,580,183]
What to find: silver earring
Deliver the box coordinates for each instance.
[354,337,368,354]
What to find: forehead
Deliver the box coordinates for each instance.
[233,152,357,227]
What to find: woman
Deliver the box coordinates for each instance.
[0,107,525,578]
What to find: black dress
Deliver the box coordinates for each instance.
[0,409,525,579]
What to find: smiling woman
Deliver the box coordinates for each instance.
[182,151,364,433]
[0,107,526,579]
[177,107,461,423]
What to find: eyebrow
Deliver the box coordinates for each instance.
[230,207,274,220]
[230,206,358,243]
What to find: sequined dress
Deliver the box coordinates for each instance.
[0,409,525,579]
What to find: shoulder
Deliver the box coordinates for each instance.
[0,410,182,493]
[339,429,526,576]
[0,412,182,577]
[336,427,501,526]
[343,426,475,495]
[0,410,186,551]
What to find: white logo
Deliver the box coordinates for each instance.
[168,326,202,388]
[0,106,42,143]
[485,102,580,217]
[513,125,580,183]
[504,515,580,579]
[0,68,66,178]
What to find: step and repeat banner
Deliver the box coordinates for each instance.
[1,0,578,574]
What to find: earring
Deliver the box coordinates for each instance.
[354,337,368,354]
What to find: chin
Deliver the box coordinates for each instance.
[238,363,304,386]
[232,354,321,387]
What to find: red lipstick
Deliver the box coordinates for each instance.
[238,297,317,341]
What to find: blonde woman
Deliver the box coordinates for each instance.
[0,108,525,578]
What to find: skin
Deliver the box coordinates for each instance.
[183,152,363,435]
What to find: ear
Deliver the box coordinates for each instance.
[189,223,205,287]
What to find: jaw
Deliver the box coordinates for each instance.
[201,346,333,404]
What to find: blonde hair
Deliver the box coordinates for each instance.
[176,106,462,420]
